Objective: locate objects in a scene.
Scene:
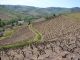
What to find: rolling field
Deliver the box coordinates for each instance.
[0,12,80,60]
[33,15,80,41]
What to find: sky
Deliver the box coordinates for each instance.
[0,0,80,8]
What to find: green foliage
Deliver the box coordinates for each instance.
[3,20,11,25]
[2,22,5,27]
[18,23,22,26]
[28,21,31,25]
[45,14,56,19]
[2,20,12,25]
[0,28,16,39]
[16,21,18,25]
[30,24,42,41]
[2,27,5,31]
[24,16,35,22]
[11,20,15,26]
[0,28,3,32]
[4,31,13,37]
[0,19,2,27]
[0,19,6,27]
[2,19,18,26]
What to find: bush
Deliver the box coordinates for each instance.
[45,14,56,20]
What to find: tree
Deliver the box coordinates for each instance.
[28,21,31,25]
[19,23,22,26]
[16,21,18,25]
[0,19,2,27]
[53,14,56,16]
[11,20,14,26]
[0,21,5,27]
[2,22,5,27]
[3,27,5,31]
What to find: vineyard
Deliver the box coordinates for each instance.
[0,12,80,60]
[33,15,80,42]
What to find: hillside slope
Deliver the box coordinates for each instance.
[2,5,80,18]
[0,5,26,20]
[0,10,80,60]
[0,5,80,21]
[0,25,36,47]
[33,14,80,41]
[31,12,80,59]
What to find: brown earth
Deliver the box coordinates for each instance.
[0,25,36,47]
[0,12,80,60]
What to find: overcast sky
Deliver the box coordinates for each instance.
[0,0,80,8]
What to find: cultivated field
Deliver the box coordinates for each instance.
[33,15,80,41]
[0,12,80,60]
[0,25,36,47]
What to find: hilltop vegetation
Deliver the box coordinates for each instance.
[0,5,80,23]
[1,5,80,19]
[0,5,26,20]
[64,11,80,21]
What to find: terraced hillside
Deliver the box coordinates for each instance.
[0,12,80,60]
[0,25,36,47]
[32,12,80,59]
[0,5,26,20]
[33,15,80,41]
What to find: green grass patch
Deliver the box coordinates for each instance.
[4,29,16,37]
[0,28,17,40]
[29,24,42,41]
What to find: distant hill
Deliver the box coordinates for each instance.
[0,5,80,21]
[2,5,80,15]
[0,5,26,20]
